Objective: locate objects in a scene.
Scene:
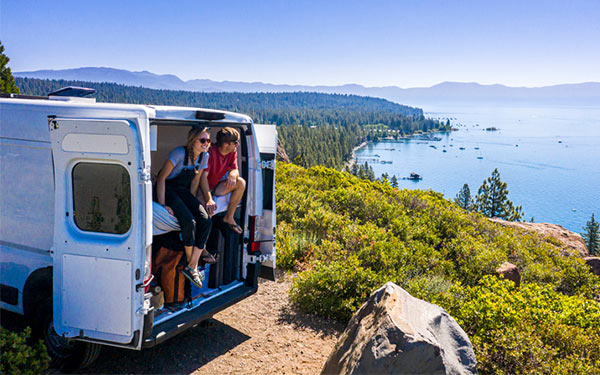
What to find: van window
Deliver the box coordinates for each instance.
[260,153,274,210]
[72,163,131,234]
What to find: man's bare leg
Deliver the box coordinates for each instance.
[214,177,246,233]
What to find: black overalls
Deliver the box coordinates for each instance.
[164,149,212,250]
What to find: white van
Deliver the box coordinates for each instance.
[0,88,276,371]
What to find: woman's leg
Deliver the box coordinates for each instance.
[179,191,213,268]
[165,190,196,263]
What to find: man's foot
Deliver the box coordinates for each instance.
[200,249,217,265]
[225,221,242,234]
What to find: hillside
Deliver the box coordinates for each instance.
[15,67,600,105]
[276,163,600,374]
[16,77,445,168]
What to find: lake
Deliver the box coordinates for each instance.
[354,103,600,232]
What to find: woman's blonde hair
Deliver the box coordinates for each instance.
[186,126,209,164]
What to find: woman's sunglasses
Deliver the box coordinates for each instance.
[198,138,210,144]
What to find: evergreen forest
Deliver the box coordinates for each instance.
[16,77,446,168]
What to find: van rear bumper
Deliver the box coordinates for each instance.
[142,284,256,348]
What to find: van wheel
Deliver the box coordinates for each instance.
[34,298,102,373]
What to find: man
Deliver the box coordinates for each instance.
[201,127,246,234]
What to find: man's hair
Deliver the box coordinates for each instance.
[216,127,240,147]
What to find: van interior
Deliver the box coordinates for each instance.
[149,123,249,322]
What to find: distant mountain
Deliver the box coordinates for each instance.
[15,67,600,105]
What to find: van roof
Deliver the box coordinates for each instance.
[0,95,252,124]
[150,105,252,124]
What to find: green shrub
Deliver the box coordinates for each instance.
[276,163,600,373]
[290,255,385,321]
[276,221,320,270]
[0,327,50,374]
[430,276,600,374]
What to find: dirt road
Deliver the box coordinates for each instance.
[78,272,344,374]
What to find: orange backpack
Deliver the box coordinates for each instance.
[152,247,189,305]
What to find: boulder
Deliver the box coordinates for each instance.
[495,262,521,287]
[489,218,588,257]
[583,257,600,276]
[322,282,477,375]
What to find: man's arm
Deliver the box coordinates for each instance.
[225,151,239,189]
[200,172,217,215]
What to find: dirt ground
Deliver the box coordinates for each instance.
[77,271,344,374]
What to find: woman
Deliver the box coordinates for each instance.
[156,127,216,288]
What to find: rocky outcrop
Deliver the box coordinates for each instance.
[322,282,477,375]
[489,218,588,257]
[277,139,290,163]
[495,262,521,287]
[583,257,600,276]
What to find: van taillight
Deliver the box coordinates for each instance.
[248,215,261,254]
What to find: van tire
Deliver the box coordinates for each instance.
[34,298,102,372]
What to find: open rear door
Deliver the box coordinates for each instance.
[253,124,277,281]
[49,117,145,347]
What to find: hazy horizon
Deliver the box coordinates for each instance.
[14,66,600,90]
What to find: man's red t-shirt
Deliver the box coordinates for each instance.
[207,145,238,190]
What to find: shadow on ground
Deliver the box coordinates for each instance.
[277,304,345,339]
[1,311,249,375]
[76,319,249,374]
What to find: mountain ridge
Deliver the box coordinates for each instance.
[15,67,600,105]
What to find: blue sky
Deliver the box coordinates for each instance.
[1,0,599,87]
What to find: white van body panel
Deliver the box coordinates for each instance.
[253,124,277,275]
[49,117,147,344]
[1,99,155,348]
[0,96,276,353]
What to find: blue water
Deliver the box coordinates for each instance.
[355,103,600,232]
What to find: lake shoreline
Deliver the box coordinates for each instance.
[354,104,600,232]
[346,141,368,169]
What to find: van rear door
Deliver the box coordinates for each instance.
[48,117,145,347]
[253,124,277,280]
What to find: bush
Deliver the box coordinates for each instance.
[0,327,50,374]
[290,256,384,321]
[430,276,600,374]
[276,163,600,373]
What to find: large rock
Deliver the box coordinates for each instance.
[322,282,477,375]
[489,218,589,257]
[495,262,521,287]
[583,257,600,276]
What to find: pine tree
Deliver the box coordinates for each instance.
[582,213,599,256]
[474,169,523,221]
[381,173,390,185]
[390,175,399,188]
[1,41,20,94]
[454,183,473,210]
